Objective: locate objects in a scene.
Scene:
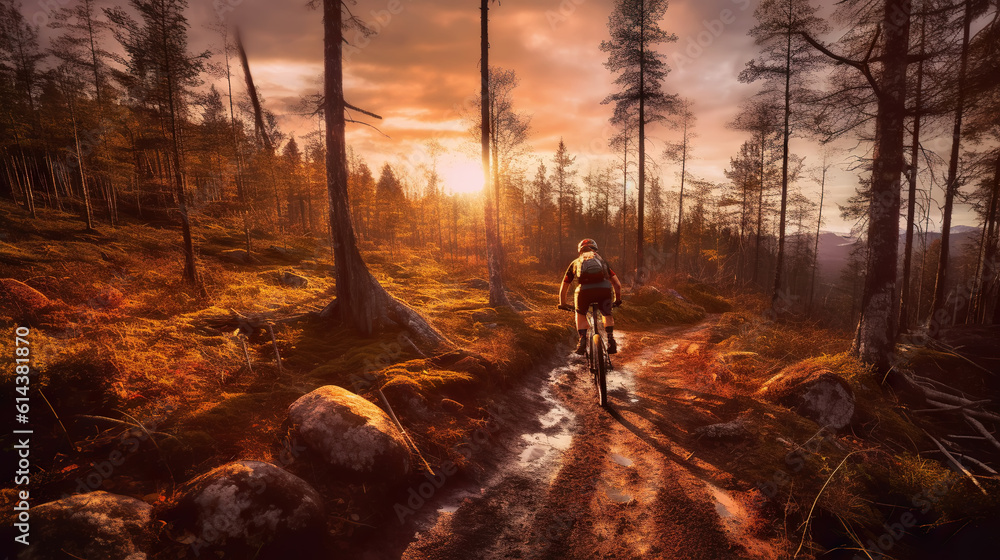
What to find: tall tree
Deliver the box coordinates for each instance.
[963,0,1000,323]
[802,0,913,371]
[469,66,530,243]
[898,1,929,331]
[320,0,447,344]
[479,0,512,308]
[928,0,986,324]
[1,1,45,219]
[105,0,206,283]
[52,0,117,226]
[730,99,782,285]
[213,20,252,255]
[608,105,637,272]
[808,153,832,312]
[741,0,826,310]
[601,0,677,276]
[529,160,554,263]
[663,98,695,272]
[550,138,577,263]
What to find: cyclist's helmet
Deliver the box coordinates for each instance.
[577,238,598,253]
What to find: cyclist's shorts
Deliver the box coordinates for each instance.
[575,287,614,316]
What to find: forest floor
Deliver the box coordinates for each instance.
[374,319,791,560]
[350,317,1000,560]
[2,201,999,559]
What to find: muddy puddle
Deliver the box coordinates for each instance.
[423,357,581,523]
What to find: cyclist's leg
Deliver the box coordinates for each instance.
[573,290,589,354]
[596,289,617,352]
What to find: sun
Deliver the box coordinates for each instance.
[438,159,485,194]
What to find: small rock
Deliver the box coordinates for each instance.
[694,417,749,440]
[471,308,498,322]
[666,288,686,300]
[19,491,151,560]
[90,285,126,310]
[220,249,251,264]
[464,278,489,290]
[266,245,298,260]
[164,461,325,558]
[797,374,855,429]
[636,285,662,298]
[287,385,410,481]
[280,271,309,288]
[453,356,488,376]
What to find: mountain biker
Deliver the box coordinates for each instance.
[558,239,623,355]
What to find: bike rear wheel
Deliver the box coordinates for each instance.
[593,333,607,407]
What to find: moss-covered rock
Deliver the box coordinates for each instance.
[20,491,152,560]
[759,360,855,429]
[161,461,325,559]
[287,385,411,481]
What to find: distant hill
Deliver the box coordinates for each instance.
[810,227,983,283]
[815,231,860,282]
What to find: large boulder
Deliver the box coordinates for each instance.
[19,491,151,560]
[759,362,855,429]
[288,385,411,481]
[163,461,325,558]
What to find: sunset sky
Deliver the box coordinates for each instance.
[27,0,982,232]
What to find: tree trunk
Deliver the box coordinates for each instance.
[899,9,926,332]
[674,129,686,273]
[69,101,94,231]
[771,19,793,311]
[321,0,449,346]
[929,0,972,327]
[480,0,512,308]
[622,135,628,273]
[851,0,911,372]
[636,10,646,279]
[236,28,283,231]
[224,26,253,256]
[159,0,197,284]
[973,152,1000,323]
[809,164,826,312]
[754,133,765,284]
[18,154,36,219]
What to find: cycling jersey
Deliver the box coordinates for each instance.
[564,253,617,292]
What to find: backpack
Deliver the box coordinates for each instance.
[575,251,608,284]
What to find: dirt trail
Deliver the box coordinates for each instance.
[397,318,788,560]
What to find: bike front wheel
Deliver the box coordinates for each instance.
[593,333,607,407]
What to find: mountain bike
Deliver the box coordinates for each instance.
[559,301,620,407]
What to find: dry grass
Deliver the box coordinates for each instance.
[0,201,585,502]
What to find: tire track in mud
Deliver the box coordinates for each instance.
[401,319,785,560]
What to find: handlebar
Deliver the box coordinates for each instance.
[558,301,622,311]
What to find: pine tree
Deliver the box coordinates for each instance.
[740,0,826,311]
[550,138,577,263]
[601,0,677,277]
[105,0,207,284]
